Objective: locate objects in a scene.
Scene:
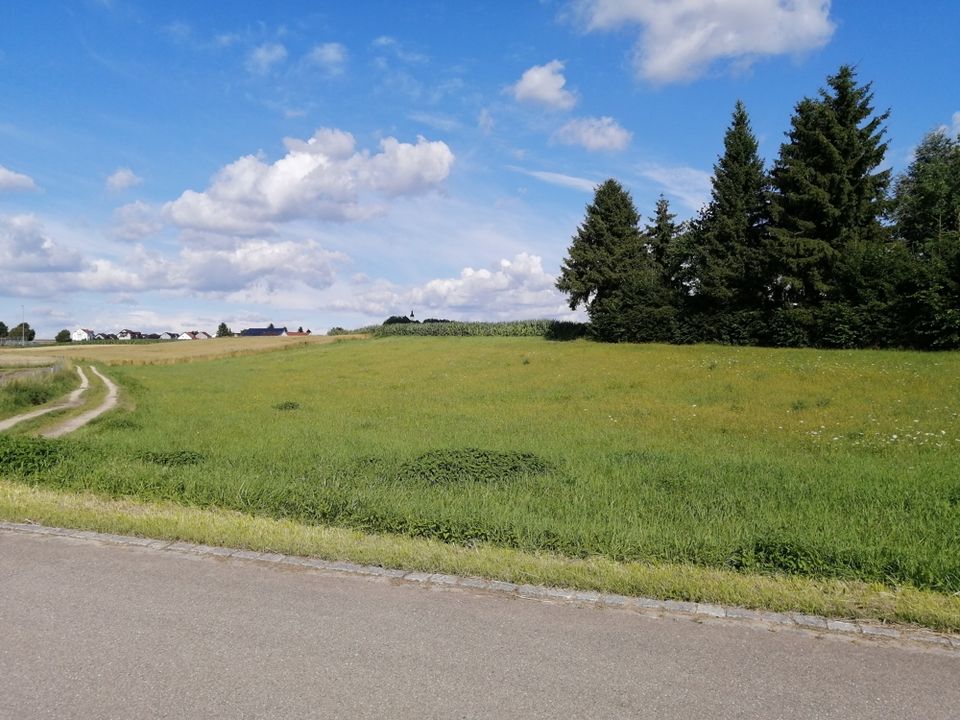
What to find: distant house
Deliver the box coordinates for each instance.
[178,331,212,340]
[240,327,286,337]
[95,332,117,341]
[117,329,143,341]
[282,328,312,337]
[161,332,179,340]
[144,333,162,340]
[71,328,95,342]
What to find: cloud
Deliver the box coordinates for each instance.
[164,128,455,235]
[331,253,577,320]
[174,239,347,293]
[106,167,143,192]
[246,43,287,75]
[0,214,83,272]
[511,60,577,110]
[553,116,631,151]
[408,111,461,132]
[408,253,564,315]
[477,108,495,134]
[371,36,428,64]
[940,111,960,137]
[639,164,711,210]
[509,166,598,192]
[71,238,346,297]
[575,0,835,83]
[112,201,164,240]
[0,164,37,191]
[306,42,347,75]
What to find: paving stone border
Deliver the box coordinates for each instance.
[3,520,958,653]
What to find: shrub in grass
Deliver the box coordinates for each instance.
[273,401,300,411]
[139,450,206,467]
[0,435,72,475]
[93,416,142,431]
[396,448,554,485]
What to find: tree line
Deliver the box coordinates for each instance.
[557,66,960,350]
[0,321,35,342]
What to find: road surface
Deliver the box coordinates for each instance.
[1,528,956,719]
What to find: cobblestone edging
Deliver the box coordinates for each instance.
[3,521,958,652]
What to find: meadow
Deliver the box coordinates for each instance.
[1,336,958,596]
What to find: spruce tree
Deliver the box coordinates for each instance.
[688,101,771,314]
[556,179,644,341]
[892,130,960,254]
[891,129,960,347]
[770,65,891,306]
[611,194,683,342]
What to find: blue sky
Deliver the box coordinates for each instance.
[1,0,957,336]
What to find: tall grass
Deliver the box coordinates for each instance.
[3,338,959,593]
[0,362,76,417]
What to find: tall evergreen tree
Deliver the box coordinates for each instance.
[644,194,679,269]
[892,130,960,253]
[611,194,683,342]
[770,65,891,306]
[891,129,960,348]
[687,101,771,313]
[556,179,644,341]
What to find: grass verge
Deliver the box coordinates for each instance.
[1,480,957,633]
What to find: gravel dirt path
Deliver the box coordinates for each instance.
[0,366,89,432]
[40,366,118,438]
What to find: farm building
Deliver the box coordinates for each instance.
[71,328,95,342]
[240,327,286,337]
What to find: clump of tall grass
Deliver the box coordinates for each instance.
[0,362,77,414]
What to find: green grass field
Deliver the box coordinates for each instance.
[2,337,958,595]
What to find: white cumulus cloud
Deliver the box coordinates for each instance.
[106,167,143,191]
[575,0,835,83]
[0,214,83,272]
[337,253,576,320]
[246,43,287,75]
[164,128,455,235]
[175,239,347,293]
[112,201,163,240]
[0,164,37,191]
[553,116,631,151]
[407,253,573,318]
[511,60,578,110]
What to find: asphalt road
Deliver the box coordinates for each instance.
[1,530,957,719]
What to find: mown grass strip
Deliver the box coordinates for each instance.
[1,480,957,632]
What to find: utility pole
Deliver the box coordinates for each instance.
[21,305,25,347]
